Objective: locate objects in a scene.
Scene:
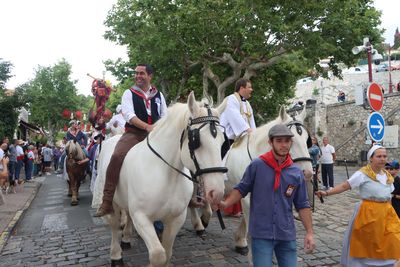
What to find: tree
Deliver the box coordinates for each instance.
[104,0,382,114]
[21,59,80,143]
[0,59,22,140]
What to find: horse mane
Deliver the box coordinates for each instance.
[66,140,86,160]
[151,99,211,135]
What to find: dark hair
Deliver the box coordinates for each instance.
[137,64,154,75]
[235,78,250,92]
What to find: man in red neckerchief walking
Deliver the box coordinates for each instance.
[216,124,315,267]
[95,64,167,217]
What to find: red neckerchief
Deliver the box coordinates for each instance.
[130,86,158,124]
[259,150,293,191]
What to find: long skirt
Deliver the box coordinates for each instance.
[341,200,400,266]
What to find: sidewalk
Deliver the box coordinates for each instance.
[0,179,41,252]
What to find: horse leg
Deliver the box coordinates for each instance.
[234,217,249,255]
[161,212,187,264]
[108,204,124,267]
[67,181,72,197]
[70,176,79,206]
[131,212,166,267]
[234,198,249,255]
[121,211,133,250]
[189,207,206,237]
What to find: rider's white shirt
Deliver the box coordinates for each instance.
[220,94,256,140]
[121,87,167,123]
[106,113,126,129]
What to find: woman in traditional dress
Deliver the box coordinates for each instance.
[316,144,400,267]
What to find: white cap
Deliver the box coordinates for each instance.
[116,104,122,113]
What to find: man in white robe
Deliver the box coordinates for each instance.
[220,78,256,158]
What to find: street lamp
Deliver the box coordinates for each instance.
[352,37,383,83]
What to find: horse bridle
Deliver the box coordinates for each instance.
[286,120,313,163]
[147,105,228,183]
[246,120,313,163]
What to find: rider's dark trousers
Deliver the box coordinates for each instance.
[102,127,147,203]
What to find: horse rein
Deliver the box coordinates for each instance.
[147,105,228,183]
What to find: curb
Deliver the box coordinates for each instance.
[0,182,41,253]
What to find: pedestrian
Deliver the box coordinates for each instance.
[219,78,256,217]
[308,136,321,186]
[320,136,336,190]
[15,140,25,183]
[386,160,400,218]
[0,143,9,184]
[316,145,400,266]
[0,152,9,205]
[7,139,17,189]
[52,146,61,172]
[42,144,53,175]
[217,124,315,267]
[25,145,34,181]
[95,63,167,217]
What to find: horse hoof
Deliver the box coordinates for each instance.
[200,215,209,228]
[111,258,124,267]
[71,201,78,206]
[235,246,249,256]
[196,230,206,237]
[120,241,131,250]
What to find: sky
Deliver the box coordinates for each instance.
[0,0,127,96]
[0,0,399,96]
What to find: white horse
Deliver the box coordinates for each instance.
[189,105,314,254]
[92,92,227,267]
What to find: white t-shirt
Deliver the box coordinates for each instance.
[320,144,335,164]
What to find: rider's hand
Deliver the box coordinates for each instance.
[145,124,154,132]
[246,128,253,134]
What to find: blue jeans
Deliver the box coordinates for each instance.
[15,160,23,179]
[8,161,17,181]
[25,160,33,180]
[252,238,297,267]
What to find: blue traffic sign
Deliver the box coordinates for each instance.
[367,112,385,142]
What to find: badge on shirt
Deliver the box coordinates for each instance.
[285,184,296,197]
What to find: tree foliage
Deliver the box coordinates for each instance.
[0,59,23,140]
[20,59,80,143]
[103,0,382,119]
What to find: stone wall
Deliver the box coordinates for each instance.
[291,92,400,165]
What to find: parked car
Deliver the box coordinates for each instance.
[375,64,389,72]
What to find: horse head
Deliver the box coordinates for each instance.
[65,140,85,161]
[179,92,227,206]
[278,105,313,179]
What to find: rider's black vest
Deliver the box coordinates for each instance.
[125,90,161,129]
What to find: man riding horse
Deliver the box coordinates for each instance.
[95,64,168,217]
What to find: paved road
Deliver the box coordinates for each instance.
[0,166,361,266]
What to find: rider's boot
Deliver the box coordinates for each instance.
[94,200,114,217]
